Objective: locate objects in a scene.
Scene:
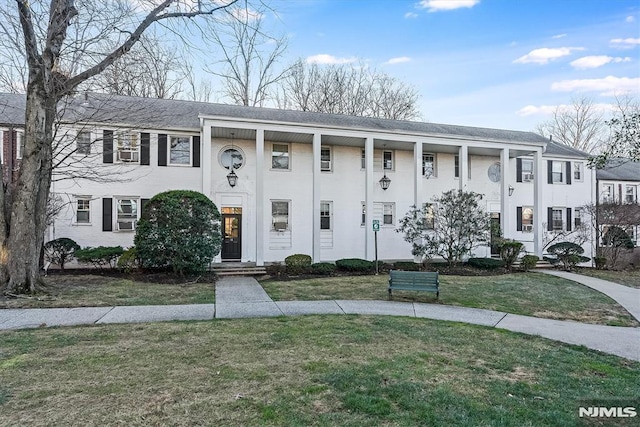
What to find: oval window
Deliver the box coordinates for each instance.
[220,148,244,170]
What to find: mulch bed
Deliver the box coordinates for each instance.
[45,268,217,284]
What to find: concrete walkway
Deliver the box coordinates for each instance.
[1,274,638,361]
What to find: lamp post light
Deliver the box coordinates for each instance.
[508,185,514,196]
[379,174,391,190]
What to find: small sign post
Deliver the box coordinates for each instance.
[373,220,380,274]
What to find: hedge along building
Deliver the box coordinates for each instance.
[0,92,595,266]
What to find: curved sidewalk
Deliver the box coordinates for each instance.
[1,275,638,362]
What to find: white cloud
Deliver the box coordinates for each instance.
[517,102,613,117]
[385,56,411,65]
[552,34,567,39]
[626,16,635,23]
[405,12,418,18]
[570,55,632,70]
[513,47,583,65]
[610,38,640,49]
[551,76,640,96]
[418,0,480,12]
[306,54,357,65]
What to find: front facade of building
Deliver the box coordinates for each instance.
[0,93,595,265]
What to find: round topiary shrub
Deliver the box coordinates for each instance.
[284,254,312,275]
[135,190,222,275]
[44,237,80,270]
[310,262,336,275]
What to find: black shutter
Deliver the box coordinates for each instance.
[192,136,200,167]
[566,208,572,232]
[140,198,150,219]
[102,198,112,231]
[140,133,150,165]
[547,160,553,184]
[547,207,554,231]
[103,130,113,163]
[516,158,522,183]
[566,161,572,185]
[158,134,167,166]
[516,207,523,231]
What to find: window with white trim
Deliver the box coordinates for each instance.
[625,185,637,204]
[552,208,564,231]
[272,144,289,169]
[169,135,191,165]
[551,161,564,183]
[601,184,614,203]
[116,132,139,163]
[574,207,582,229]
[76,197,91,224]
[573,162,583,181]
[522,207,533,232]
[423,203,435,229]
[16,130,24,159]
[321,146,332,171]
[76,131,91,155]
[454,155,471,179]
[320,201,332,230]
[521,159,534,182]
[272,200,289,230]
[383,203,394,225]
[422,153,436,177]
[383,150,393,170]
[116,198,138,231]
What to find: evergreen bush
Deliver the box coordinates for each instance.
[335,258,374,272]
[44,237,80,270]
[284,254,312,275]
[521,255,539,271]
[467,257,505,270]
[310,262,336,275]
[75,246,124,270]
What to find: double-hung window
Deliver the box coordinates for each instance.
[116,198,138,231]
[76,131,91,155]
[601,184,614,203]
[169,135,191,165]
[626,185,637,204]
[521,207,533,232]
[454,155,471,179]
[272,201,289,230]
[551,161,563,183]
[573,163,583,181]
[116,132,139,163]
[422,154,436,177]
[521,159,534,182]
[383,203,394,225]
[320,202,332,230]
[321,147,332,171]
[552,208,564,231]
[16,130,24,159]
[574,207,582,229]
[76,197,91,224]
[272,144,289,169]
[383,151,393,170]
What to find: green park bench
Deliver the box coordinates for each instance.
[388,270,439,300]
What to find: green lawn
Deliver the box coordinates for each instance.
[261,272,638,326]
[0,317,637,426]
[575,268,640,289]
[0,274,215,309]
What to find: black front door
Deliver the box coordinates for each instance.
[490,213,501,256]
[222,213,242,260]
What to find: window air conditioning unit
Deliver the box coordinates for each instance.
[118,150,139,162]
[118,221,135,231]
[522,224,533,232]
[321,160,331,170]
[523,173,534,182]
[274,222,287,231]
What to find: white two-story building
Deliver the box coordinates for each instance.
[0,93,595,265]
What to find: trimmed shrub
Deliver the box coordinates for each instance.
[467,257,505,270]
[311,262,336,275]
[117,247,139,273]
[393,261,421,271]
[135,190,221,275]
[602,226,635,249]
[521,255,539,271]
[285,254,312,275]
[594,256,607,270]
[75,246,124,270]
[544,242,590,271]
[335,258,374,272]
[265,262,285,278]
[44,237,80,270]
[499,240,524,271]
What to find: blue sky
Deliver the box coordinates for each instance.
[264,0,640,132]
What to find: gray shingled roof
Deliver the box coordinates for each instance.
[1,92,551,146]
[597,159,640,181]
[543,141,590,159]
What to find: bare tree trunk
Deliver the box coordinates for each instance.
[5,84,54,294]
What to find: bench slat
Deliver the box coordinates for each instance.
[388,270,439,300]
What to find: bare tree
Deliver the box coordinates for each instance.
[0,0,237,294]
[279,59,422,120]
[535,97,606,154]
[590,95,640,168]
[204,0,290,107]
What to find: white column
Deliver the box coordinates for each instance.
[201,121,212,197]
[414,141,422,207]
[458,145,468,190]
[312,133,321,262]
[255,128,265,266]
[365,137,374,260]
[500,148,510,237]
[533,148,544,257]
